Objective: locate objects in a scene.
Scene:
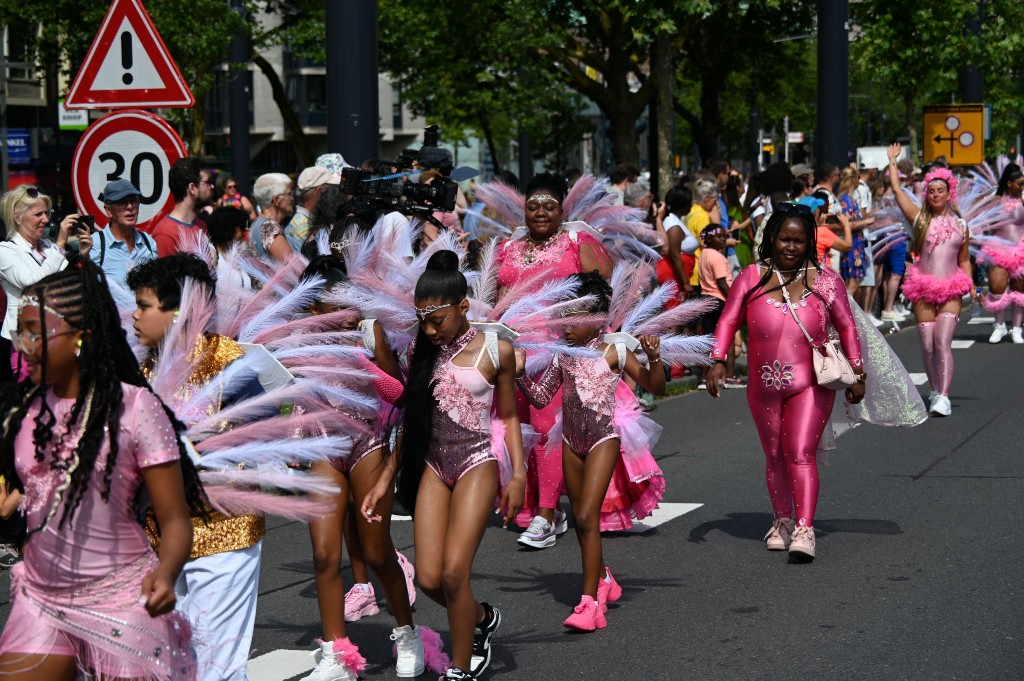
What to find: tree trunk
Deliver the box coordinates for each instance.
[190,97,207,157]
[697,79,724,163]
[904,95,917,160]
[608,106,640,167]
[251,54,314,167]
[653,32,675,196]
[478,111,501,173]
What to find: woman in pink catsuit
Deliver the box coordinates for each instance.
[493,173,611,548]
[886,143,975,417]
[706,204,866,560]
[0,261,206,680]
[980,163,1024,344]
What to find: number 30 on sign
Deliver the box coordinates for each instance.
[72,109,187,230]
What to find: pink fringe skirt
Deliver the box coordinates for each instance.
[901,265,972,305]
[0,555,195,680]
[980,242,1024,278]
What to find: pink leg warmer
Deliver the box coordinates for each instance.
[917,322,937,392]
[933,313,958,397]
[1013,298,1024,328]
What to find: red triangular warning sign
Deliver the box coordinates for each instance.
[64,0,195,109]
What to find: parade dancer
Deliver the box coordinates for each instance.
[292,256,430,681]
[706,204,866,560]
[886,143,974,416]
[0,261,204,680]
[362,251,526,681]
[514,272,668,631]
[979,163,1024,344]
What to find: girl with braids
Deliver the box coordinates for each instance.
[362,250,526,681]
[514,272,666,632]
[886,143,974,417]
[0,259,205,680]
[706,204,865,561]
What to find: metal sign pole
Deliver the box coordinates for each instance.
[1,25,9,193]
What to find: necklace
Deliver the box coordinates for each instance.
[522,233,558,265]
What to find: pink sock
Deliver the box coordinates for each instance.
[917,322,937,392]
[1013,304,1023,329]
[933,313,958,396]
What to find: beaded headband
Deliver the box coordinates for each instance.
[414,302,454,321]
[527,194,559,204]
[922,167,957,203]
[20,295,66,322]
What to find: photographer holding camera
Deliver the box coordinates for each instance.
[807,190,852,270]
[413,146,467,249]
[81,179,157,289]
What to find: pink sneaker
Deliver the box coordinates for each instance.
[344,583,380,622]
[596,567,622,613]
[764,518,795,551]
[563,595,607,631]
[788,525,816,559]
[396,551,416,606]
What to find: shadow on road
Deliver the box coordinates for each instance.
[687,512,902,544]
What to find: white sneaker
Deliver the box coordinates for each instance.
[391,625,425,678]
[518,515,556,548]
[930,394,952,417]
[301,641,357,681]
[989,323,1009,343]
[869,314,885,327]
[880,310,905,322]
[552,506,569,535]
[894,303,910,317]
[1012,327,1024,344]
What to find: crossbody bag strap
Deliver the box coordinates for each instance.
[774,269,816,347]
[97,231,106,267]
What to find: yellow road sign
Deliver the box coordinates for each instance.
[923,104,984,166]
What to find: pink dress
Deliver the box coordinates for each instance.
[0,384,195,680]
[517,342,665,531]
[901,215,973,305]
[496,229,609,526]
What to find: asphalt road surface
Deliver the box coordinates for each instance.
[1,314,1021,680]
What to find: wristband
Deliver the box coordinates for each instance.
[712,359,727,366]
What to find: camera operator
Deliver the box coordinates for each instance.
[411,147,468,250]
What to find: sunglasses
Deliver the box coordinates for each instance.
[775,202,812,215]
[21,186,42,199]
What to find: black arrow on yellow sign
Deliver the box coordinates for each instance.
[934,133,957,157]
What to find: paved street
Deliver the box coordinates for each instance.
[2,315,1022,680]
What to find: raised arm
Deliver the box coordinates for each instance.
[515,353,563,408]
[621,336,666,396]
[886,143,919,223]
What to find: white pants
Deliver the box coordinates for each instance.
[176,541,263,681]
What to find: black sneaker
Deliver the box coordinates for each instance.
[442,668,475,680]
[469,602,501,677]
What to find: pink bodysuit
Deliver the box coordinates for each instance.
[712,265,862,527]
[901,215,972,305]
[0,384,194,680]
[517,341,619,455]
[426,328,497,488]
[497,229,608,524]
[980,197,1024,278]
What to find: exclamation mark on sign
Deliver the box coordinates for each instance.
[121,32,133,85]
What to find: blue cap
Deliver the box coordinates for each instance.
[100,179,142,203]
[796,195,825,212]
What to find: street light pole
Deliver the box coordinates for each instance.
[326,0,379,164]
[816,0,848,167]
[1,25,9,193]
[229,0,251,196]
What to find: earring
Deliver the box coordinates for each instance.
[74,338,83,359]
[173,310,180,324]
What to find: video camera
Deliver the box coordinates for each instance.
[340,125,460,225]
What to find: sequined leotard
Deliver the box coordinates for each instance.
[517,341,620,455]
[426,328,498,488]
[901,214,972,305]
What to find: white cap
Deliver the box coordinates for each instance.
[297,166,340,191]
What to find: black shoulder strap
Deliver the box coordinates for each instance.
[97,231,106,267]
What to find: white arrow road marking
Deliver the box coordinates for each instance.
[909,373,929,386]
[951,340,975,349]
[967,316,994,325]
[247,649,315,681]
[613,502,704,534]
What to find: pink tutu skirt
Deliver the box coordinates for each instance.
[980,242,1024,278]
[901,265,972,305]
[600,392,665,532]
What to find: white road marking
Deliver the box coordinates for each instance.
[614,502,703,534]
[247,649,314,681]
[967,316,995,325]
[909,373,929,386]
[951,340,975,349]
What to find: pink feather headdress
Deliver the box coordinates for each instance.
[922,167,958,203]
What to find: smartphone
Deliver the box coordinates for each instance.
[75,215,95,233]
[825,215,839,225]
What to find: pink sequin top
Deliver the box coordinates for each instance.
[918,214,967,278]
[15,384,180,590]
[517,340,620,454]
[427,328,496,484]
[711,265,862,395]
[495,230,606,290]
[995,197,1024,245]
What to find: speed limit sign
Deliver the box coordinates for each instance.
[71,109,187,230]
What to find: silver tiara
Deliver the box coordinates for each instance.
[414,302,453,321]
[20,295,65,321]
